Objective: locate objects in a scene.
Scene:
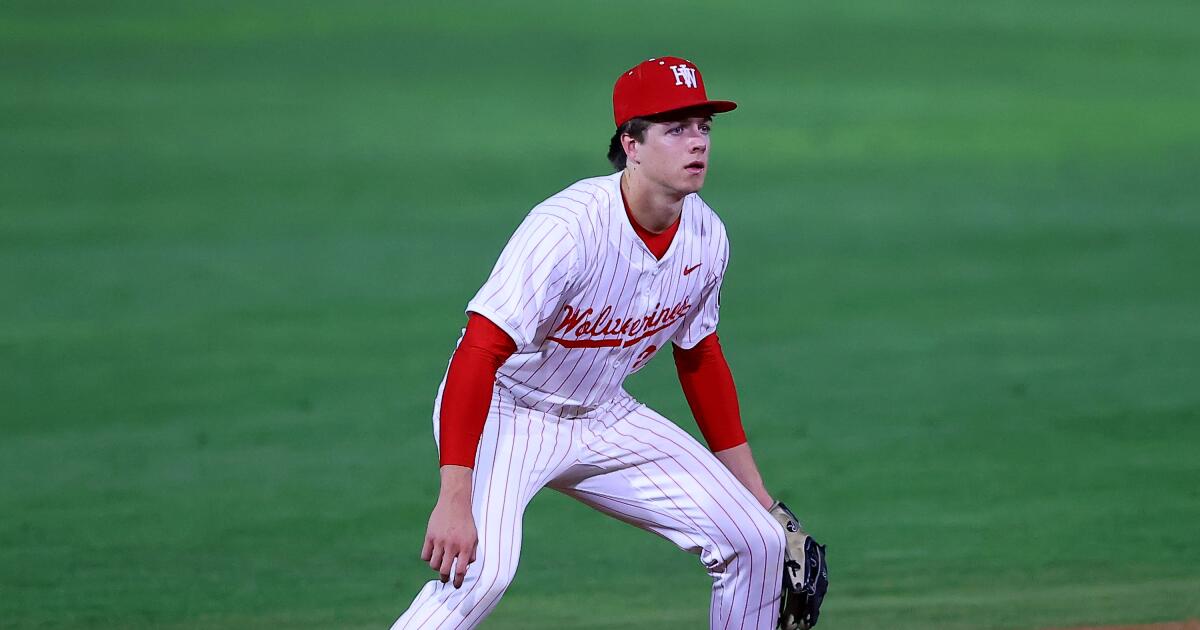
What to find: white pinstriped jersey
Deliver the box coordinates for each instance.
[464,169,730,414]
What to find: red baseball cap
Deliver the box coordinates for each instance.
[612,56,737,128]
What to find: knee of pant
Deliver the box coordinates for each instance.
[470,560,518,602]
[735,513,787,569]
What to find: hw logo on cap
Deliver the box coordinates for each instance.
[671,64,698,88]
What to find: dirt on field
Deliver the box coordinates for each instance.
[1050,622,1200,630]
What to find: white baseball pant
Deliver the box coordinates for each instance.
[392,386,785,629]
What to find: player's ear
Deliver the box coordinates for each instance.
[620,133,640,165]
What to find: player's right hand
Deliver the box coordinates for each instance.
[421,467,478,589]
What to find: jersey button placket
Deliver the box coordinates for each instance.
[638,277,653,311]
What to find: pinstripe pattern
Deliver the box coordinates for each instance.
[393,391,784,629]
[397,388,583,629]
[466,171,729,417]
[393,171,781,628]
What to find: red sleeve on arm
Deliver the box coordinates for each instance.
[438,313,517,468]
[673,333,748,452]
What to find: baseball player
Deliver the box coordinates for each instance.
[392,56,826,630]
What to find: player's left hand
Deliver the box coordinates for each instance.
[769,501,828,629]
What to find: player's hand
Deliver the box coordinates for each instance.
[770,501,828,629]
[420,466,477,588]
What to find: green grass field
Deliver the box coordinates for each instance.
[3,1,1199,628]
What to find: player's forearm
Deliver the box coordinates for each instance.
[714,442,773,510]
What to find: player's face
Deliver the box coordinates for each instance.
[631,113,713,196]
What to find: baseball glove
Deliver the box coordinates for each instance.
[769,501,828,630]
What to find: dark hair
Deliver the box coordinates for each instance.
[607,118,653,171]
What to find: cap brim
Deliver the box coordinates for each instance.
[646,100,737,121]
[703,100,738,114]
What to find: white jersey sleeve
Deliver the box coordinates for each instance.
[671,222,730,350]
[466,211,579,351]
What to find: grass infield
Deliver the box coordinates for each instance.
[2,1,1198,628]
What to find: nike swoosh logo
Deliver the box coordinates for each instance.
[683,263,702,276]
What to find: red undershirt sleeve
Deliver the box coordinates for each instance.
[438,312,517,468]
[673,332,748,452]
